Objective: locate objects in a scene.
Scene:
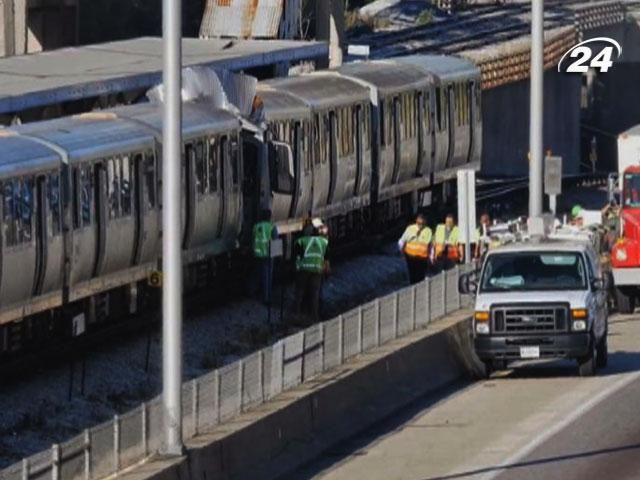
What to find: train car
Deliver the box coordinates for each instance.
[255,85,313,234]
[261,73,373,224]
[0,52,484,356]
[337,60,435,217]
[397,55,482,184]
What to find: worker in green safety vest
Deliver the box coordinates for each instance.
[252,209,278,304]
[433,214,462,271]
[293,220,329,326]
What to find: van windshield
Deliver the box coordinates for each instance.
[480,252,587,292]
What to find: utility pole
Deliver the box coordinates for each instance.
[529,0,544,219]
[162,0,184,455]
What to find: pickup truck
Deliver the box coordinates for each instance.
[459,239,609,377]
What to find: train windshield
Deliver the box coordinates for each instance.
[623,173,640,208]
[480,252,587,292]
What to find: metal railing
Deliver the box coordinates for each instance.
[0,266,473,480]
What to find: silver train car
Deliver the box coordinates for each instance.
[0,54,481,353]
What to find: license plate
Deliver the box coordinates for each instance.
[520,346,540,359]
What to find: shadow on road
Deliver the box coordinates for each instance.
[491,350,640,379]
[422,442,640,480]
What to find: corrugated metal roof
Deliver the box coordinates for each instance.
[0,37,328,115]
[200,0,284,39]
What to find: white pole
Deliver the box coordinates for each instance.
[529,0,544,219]
[162,0,183,455]
[549,194,557,215]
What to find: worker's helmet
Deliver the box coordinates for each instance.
[571,205,583,218]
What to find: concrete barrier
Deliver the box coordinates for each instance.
[119,310,482,480]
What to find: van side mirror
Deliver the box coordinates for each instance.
[458,272,477,296]
[269,141,295,195]
[591,278,605,291]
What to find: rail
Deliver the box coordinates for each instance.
[0,266,474,480]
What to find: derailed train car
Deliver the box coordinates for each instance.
[0,54,481,354]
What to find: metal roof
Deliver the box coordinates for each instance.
[396,55,480,83]
[256,86,312,122]
[264,73,371,111]
[0,37,328,115]
[488,240,592,254]
[0,136,60,179]
[337,60,433,96]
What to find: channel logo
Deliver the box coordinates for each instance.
[558,37,623,73]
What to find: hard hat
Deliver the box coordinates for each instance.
[312,218,324,228]
[571,205,583,218]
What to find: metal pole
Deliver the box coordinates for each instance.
[529,0,544,218]
[162,0,183,455]
[549,194,557,215]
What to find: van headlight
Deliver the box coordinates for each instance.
[572,320,587,331]
[476,323,490,335]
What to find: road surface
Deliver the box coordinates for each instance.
[289,312,640,480]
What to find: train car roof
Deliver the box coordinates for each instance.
[336,60,433,95]
[256,86,312,122]
[264,73,371,111]
[111,102,241,140]
[11,113,155,164]
[396,55,480,83]
[0,134,60,178]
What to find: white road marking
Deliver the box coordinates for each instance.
[477,371,640,480]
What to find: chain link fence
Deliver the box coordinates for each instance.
[0,266,473,480]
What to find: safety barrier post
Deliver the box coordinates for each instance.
[51,444,60,480]
[83,429,91,480]
[141,403,148,457]
[113,415,120,472]
[21,458,28,480]
[191,380,199,437]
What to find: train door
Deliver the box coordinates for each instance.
[221,135,242,241]
[433,86,449,175]
[392,96,401,183]
[416,92,426,178]
[292,121,313,219]
[35,171,64,296]
[327,111,338,206]
[95,156,137,276]
[453,82,471,168]
[312,113,331,212]
[446,83,455,169]
[68,163,99,296]
[358,104,372,198]
[355,106,363,196]
[0,176,37,307]
[134,150,160,266]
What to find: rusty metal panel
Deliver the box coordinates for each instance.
[200,0,284,39]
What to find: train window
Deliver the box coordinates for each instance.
[144,152,157,209]
[107,158,120,219]
[380,100,386,147]
[49,173,61,236]
[80,166,93,225]
[208,137,218,192]
[195,140,206,195]
[230,137,240,186]
[435,88,442,131]
[304,122,312,173]
[3,178,34,246]
[121,156,132,216]
[3,181,16,246]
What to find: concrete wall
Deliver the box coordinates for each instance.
[481,69,582,177]
[120,311,481,480]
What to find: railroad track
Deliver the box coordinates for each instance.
[350,0,625,59]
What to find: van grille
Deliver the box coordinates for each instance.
[492,305,569,334]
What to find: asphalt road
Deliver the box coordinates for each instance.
[288,312,640,480]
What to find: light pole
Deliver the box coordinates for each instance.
[162,0,184,455]
[529,0,544,219]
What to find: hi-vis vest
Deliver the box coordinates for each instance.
[434,225,460,259]
[253,221,274,259]
[297,236,328,273]
[401,224,433,259]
